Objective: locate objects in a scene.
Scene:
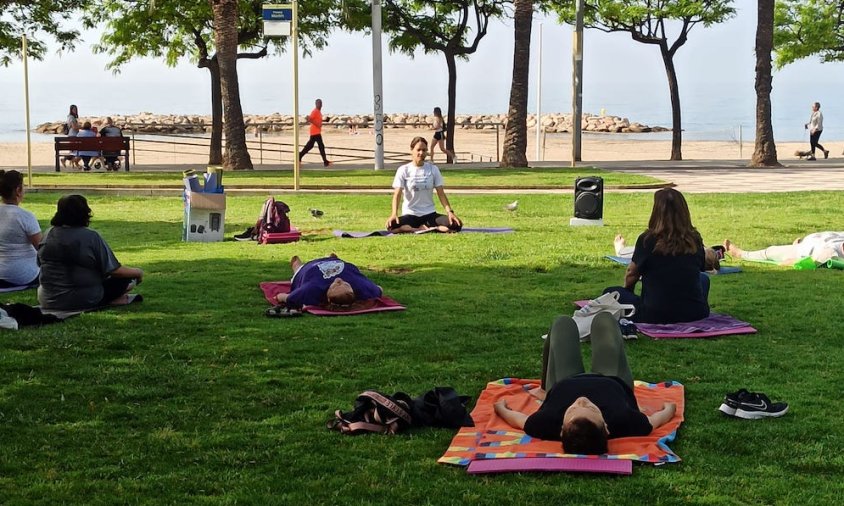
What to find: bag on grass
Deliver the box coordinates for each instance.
[327,390,413,435]
[572,291,635,340]
[255,197,291,243]
[411,387,474,428]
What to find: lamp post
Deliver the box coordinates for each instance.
[571,0,584,166]
[372,0,384,170]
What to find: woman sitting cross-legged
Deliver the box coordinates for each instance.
[274,254,382,310]
[494,313,676,454]
[0,169,41,288]
[604,188,710,324]
[38,195,143,311]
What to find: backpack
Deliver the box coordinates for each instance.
[411,387,474,429]
[327,391,414,435]
[255,197,291,243]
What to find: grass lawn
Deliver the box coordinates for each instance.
[1,190,842,504]
[30,167,662,189]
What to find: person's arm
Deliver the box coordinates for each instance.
[28,232,42,250]
[386,187,402,229]
[494,399,528,430]
[624,261,640,290]
[646,402,676,430]
[527,387,546,401]
[111,265,144,283]
[435,186,461,227]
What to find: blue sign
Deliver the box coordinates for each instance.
[263,7,292,21]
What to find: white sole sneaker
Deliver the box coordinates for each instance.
[734,404,789,419]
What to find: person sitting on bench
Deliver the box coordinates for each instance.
[494,313,676,455]
[275,254,382,309]
[724,232,844,265]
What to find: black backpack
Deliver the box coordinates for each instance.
[327,391,414,435]
[411,387,474,428]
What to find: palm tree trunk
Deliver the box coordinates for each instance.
[210,0,253,170]
[500,0,532,168]
[208,57,223,165]
[751,0,780,167]
[444,52,458,164]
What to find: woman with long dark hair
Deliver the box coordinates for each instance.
[38,195,144,310]
[604,188,710,323]
[0,170,41,287]
[429,107,456,164]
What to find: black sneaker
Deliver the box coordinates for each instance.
[718,388,752,416]
[734,392,789,419]
[234,226,255,241]
[618,318,638,340]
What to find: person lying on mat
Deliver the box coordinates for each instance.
[275,254,382,308]
[614,234,722,273]
[0,170,42,288]
[38,195,144,311]
[385,136,462,234]
[494,313,676,455]
[724,232,844,265]
[603,188,710,324]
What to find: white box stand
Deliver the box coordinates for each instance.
[183,192,226,242]
[570,217,604,227]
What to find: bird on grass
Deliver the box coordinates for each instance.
[309,208,324,218]
[504,200,519,212]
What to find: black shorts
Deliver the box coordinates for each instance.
[100,277,134,305]
[433,131,443,141]
[390,212,462,231]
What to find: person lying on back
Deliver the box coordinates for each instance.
[275,254,382,309]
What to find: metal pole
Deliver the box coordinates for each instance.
[571,0,584,166]
[22,35,32,187]
[372,0,385,170]
[292,0,301,190]
[739,124,743,158]
[535,22,542,162]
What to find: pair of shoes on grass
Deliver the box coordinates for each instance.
[719,388,788,419]
[618,318,638,340]
[265,306,302,318]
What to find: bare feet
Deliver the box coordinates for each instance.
[723,239,743,258]
[614,234,626,255]
[290,255,302,271]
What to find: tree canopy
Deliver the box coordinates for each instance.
[0,0,83,66]
[774,0,844,68]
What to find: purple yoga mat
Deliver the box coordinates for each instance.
[334,227,513,238]
[467,457,632,475]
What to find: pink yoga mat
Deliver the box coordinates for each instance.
[467,457,632,475]
[260,281,405,316]
[574,300,756,339]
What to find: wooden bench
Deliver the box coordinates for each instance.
[54,136,132,172]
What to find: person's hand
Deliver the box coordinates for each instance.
[385,214,398,229]
[494,399,509,411]
[134,268,144,285]
[447,212,462,227]
[804,123,809,129]
[663,402,677,414]
[276,293,289,305]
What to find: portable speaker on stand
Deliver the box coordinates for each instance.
[570,176,604,226]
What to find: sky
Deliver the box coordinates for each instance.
[1,0,842,140]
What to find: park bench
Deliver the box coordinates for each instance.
[54,136,132,172]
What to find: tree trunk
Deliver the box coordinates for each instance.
[500,0,532,168]
[751,0,780,167]
[210,0,253,170]
[660,43,683,161]
[208,56,223,165]
[444,52,458,164]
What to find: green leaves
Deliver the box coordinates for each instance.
[774,0,844,67]
[0,0,83,66]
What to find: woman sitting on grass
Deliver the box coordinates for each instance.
[273,254,382,311]
[724,232,844,265]
[38,195,144,311]
[0,170,41,288]
[385,136,462,234]
[603,188,710,324]
[494,313,676,454]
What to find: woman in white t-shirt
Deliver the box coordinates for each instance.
[0,170,42,287]
[385,136,463,233]
[725,232,844,265]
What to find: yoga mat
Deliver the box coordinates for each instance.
[573,300,756,339]
[334,227,513,238]
[604,256,742,275]
[468,457,632,475]
[260,281,405,316]
[439,378,684,472]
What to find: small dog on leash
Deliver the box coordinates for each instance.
[794,150,814,160]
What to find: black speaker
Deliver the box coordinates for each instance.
[574,176,603,220]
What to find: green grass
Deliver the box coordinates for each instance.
[2,191,843,504]
[30,167,662,188]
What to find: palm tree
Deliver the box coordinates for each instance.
[210,0,254,170]
[751,0,780,167]
[500,0,532,168]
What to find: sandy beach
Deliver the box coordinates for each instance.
[0,128,834,170]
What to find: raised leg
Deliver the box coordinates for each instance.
[589,312,633,389]
[541,315,585,390]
